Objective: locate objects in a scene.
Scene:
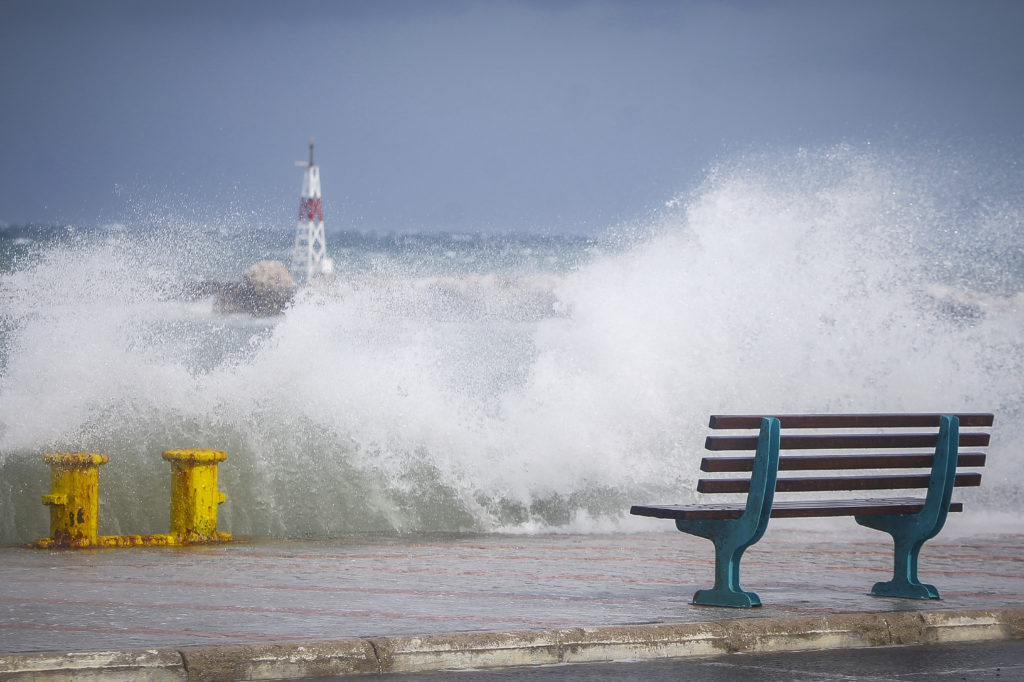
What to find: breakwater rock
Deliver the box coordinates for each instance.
[186,260,297,316]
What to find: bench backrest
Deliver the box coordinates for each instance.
[699,413,992,496]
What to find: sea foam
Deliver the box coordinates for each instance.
[1,145,1021,543]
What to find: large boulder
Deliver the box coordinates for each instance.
[215,260,297,316]
[243,260,296,291]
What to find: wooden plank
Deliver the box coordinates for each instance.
[708,413,994,429]
[696,472,982,494]
[700,452,988,472]
[771,498,964,518]
[630,503,749,520]
[705,432,990,451]
[629,498,964,521]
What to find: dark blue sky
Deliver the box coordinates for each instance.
[1,0,1022,233]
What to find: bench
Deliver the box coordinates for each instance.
[630,413,993,608]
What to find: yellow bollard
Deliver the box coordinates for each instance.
[162,449,231,543]
[37,452,109,548]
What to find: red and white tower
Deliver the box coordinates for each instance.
[293,138,331,282]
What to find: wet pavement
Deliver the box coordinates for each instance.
[1,517,1021,656]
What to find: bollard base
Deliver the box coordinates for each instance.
[30,536,99,550]
[173,530,233,544]
[30,532,234,549]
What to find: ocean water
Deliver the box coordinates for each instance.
[1,145,1022,544]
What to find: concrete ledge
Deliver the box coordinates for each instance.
[177,640,378,682]
[895,608,1024,644]
[557,622,730,663]
[373,630,561,674]
[1,608,1022,681]
[0,648,185,681]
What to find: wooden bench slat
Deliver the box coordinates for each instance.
[706,432,990,451]
[700,452,988,472]
[697,472,982,494]
[630,498,964,521]
[772,498,964,518]
[709,413,994,429]
[631,503,747,520]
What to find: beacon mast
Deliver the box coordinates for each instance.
[293,138,331,282]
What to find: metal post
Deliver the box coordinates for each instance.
[162,449,231,542]
[38,452,109,548]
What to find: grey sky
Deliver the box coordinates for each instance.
[1,0,1022,233]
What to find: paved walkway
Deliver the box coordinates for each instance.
[1,519,1022,679]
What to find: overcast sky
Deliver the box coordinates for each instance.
[1,0,1022,233]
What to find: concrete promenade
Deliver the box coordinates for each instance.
[1,519,1022,680]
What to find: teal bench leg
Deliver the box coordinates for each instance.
[683,524,764,607]
[855,415,959,600]
[859,531,938,599]
[678,417,780,608]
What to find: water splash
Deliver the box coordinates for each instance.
[1,145,1021,543]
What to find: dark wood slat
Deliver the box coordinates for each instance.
[705,433,990,451]
[708,413,994,429]
[697,472,982,494]
[700,452,988,472]
[771,498,964,518]
[630,498,964,521]
[631,503,749,520]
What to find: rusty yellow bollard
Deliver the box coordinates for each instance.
[37,452,109,548]
[162,449,231,543]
